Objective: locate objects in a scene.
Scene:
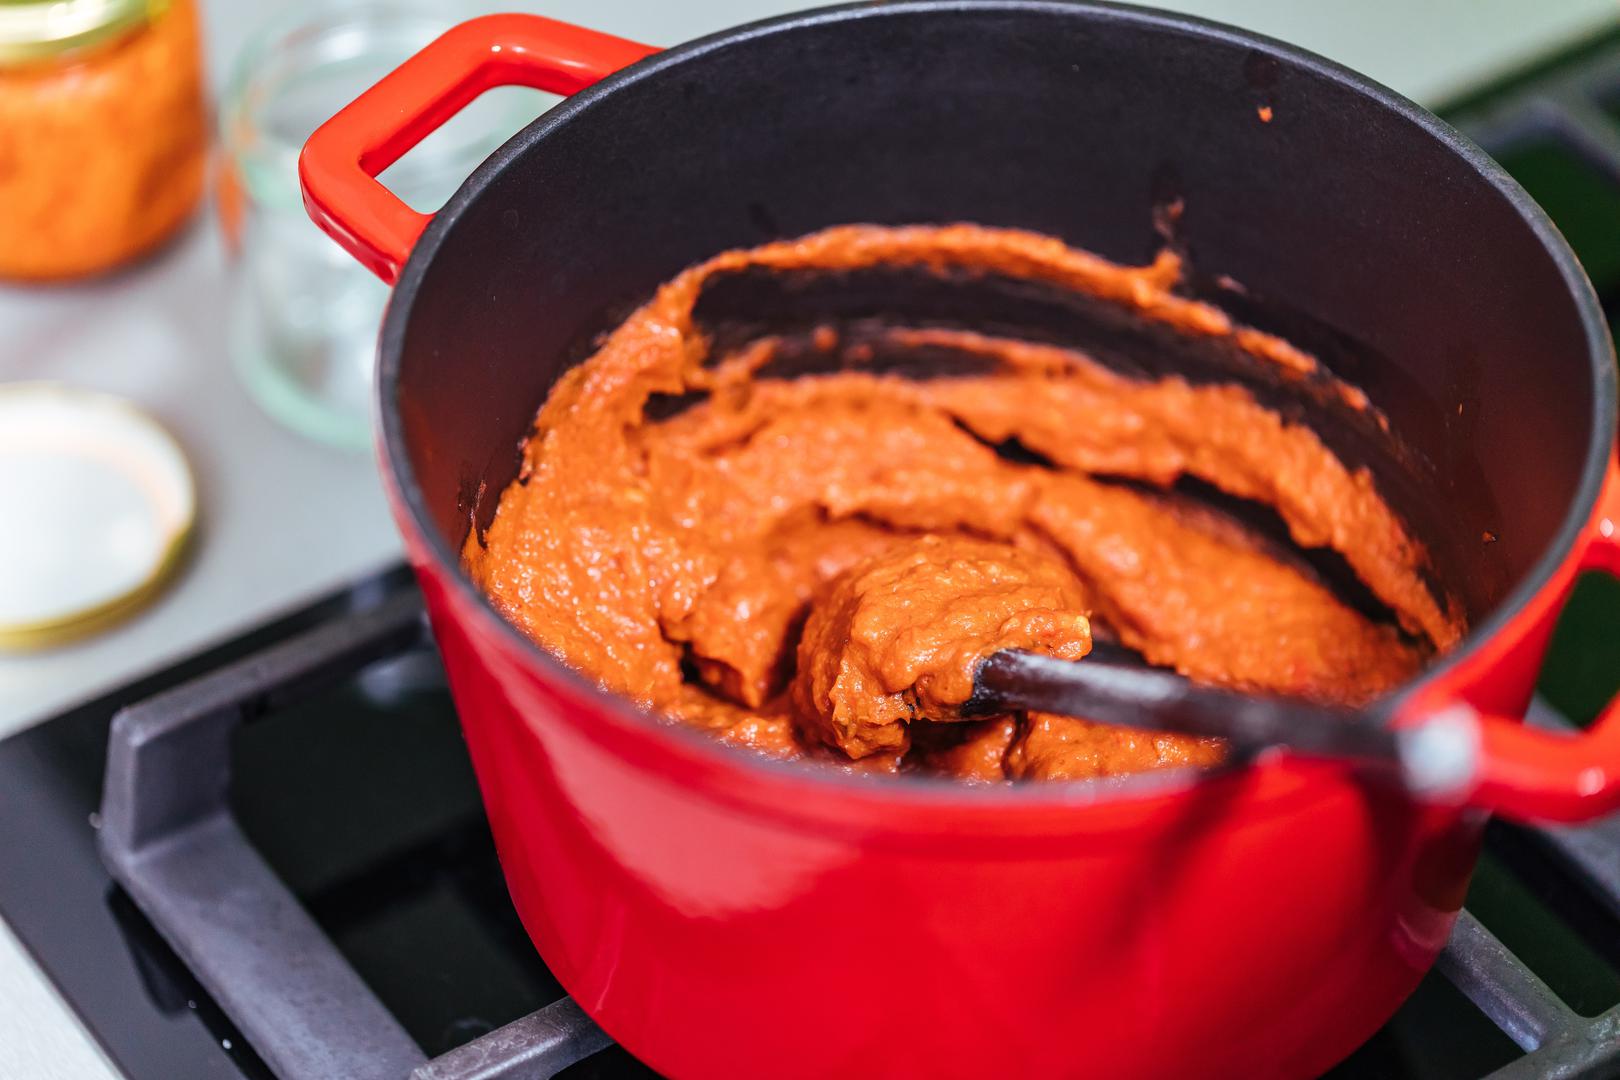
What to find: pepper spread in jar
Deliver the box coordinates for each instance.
[0,0,206,281]
[464,224,1464,783]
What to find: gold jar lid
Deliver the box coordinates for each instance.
[0,383,195,650]
[0,0,168,64]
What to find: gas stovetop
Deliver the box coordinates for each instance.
[0,569,649,1080]
[8,30,1620,1080]
[2,565,1618,1080]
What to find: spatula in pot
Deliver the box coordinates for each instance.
[970,649,1481,797]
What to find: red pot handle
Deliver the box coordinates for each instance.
[299,14,656,284]
[1460,458,1620,822]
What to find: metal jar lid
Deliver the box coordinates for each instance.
[0,0,168,65]
[0,383,195,649]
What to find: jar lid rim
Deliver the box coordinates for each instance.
[0,0,168,63]
[0,382,194,650]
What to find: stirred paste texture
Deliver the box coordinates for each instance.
[464,224,1463,782]
[792,536,1093,759]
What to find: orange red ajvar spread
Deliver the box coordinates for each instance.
[463,224,1464,782]
[0,0,206,281]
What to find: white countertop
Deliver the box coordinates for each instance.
[2,1,1614,1077]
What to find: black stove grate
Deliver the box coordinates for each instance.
[95,593,614,1080]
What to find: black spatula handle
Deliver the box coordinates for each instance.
[971,649,1401,762]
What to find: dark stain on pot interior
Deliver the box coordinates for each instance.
[1148,160,1186,248]
[455,464,484,544]
[1243,48,1282,89]
[461,441,515,546]
[1243,48,1281,121]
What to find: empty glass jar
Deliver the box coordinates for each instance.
[219,2,546,449]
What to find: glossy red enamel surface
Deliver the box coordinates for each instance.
[299,14,654,283]
[317,7,1620,1077]
[394,463,1613,1078]
[1464,460,1620,820]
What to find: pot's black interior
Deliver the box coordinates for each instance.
[385,1,1606,641]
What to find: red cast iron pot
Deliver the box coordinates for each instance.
[300,3,1620,1076]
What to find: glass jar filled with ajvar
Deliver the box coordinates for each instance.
[0,0,207,281]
